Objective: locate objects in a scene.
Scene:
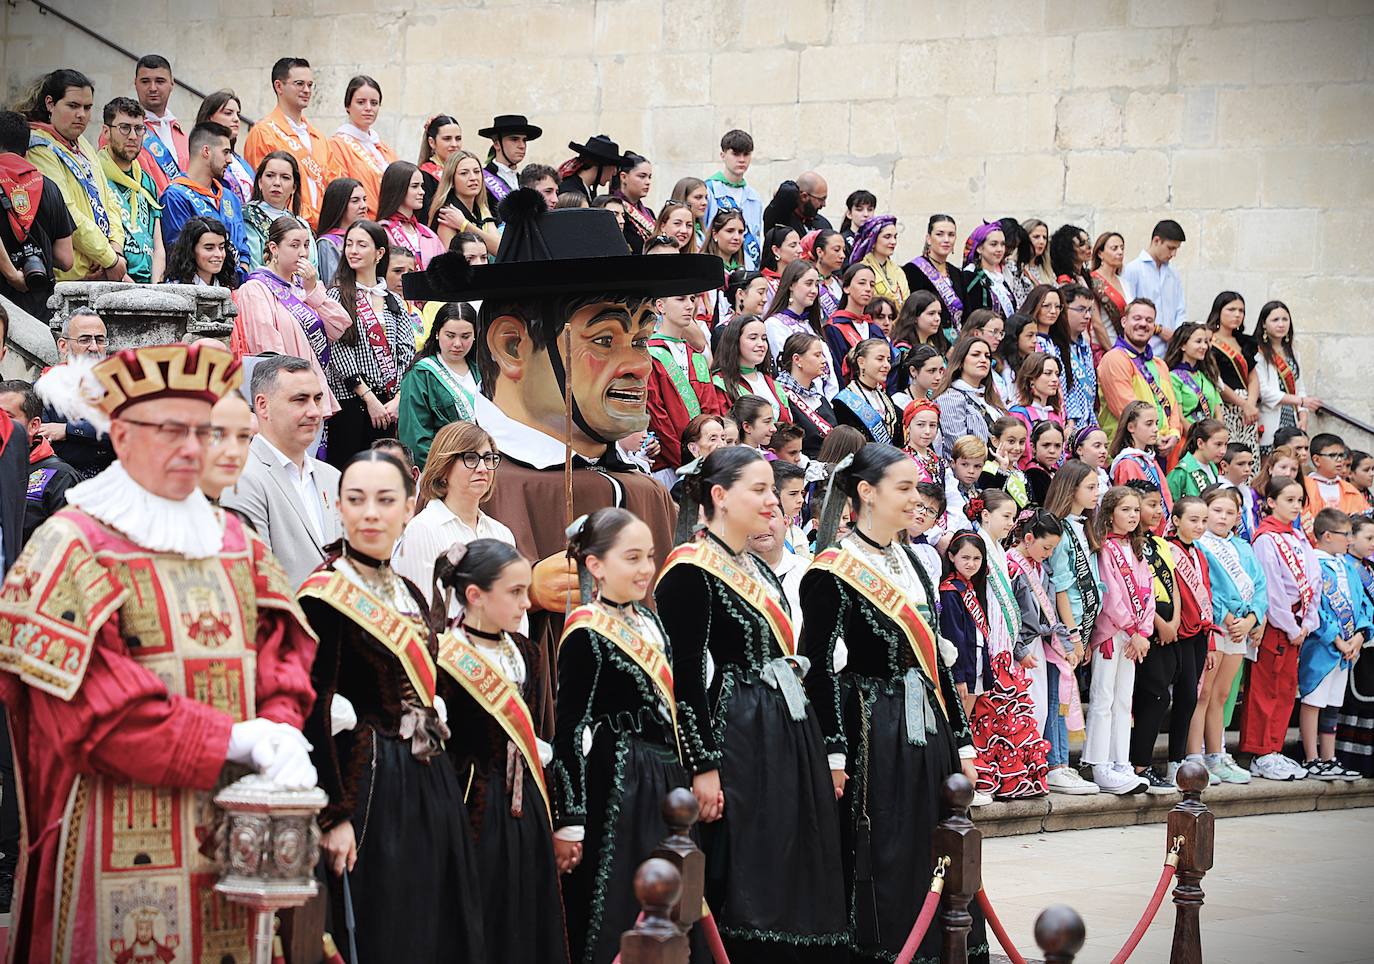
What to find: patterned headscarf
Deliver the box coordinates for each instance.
[963,220,1003,269]
[847,214,896,268]
[798,228,822,263]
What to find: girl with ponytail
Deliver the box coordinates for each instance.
[799,443,981,961]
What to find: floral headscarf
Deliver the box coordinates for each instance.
[847,214,896,268]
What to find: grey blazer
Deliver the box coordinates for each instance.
[222,435,342,588]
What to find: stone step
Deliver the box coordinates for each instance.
[975,776,1374,838]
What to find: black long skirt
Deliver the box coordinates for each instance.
[325,396,389,469]
[1337,650,1374,776]
[473,764,571,963]
[331,732,485,962]
[705,674,849,963]
[841,682,988,964]
[562,733,706,964]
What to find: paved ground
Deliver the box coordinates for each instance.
[981,809,1374,963]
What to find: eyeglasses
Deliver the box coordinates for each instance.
[288,80,314,90]
[74,334,108,347]
[912,504,934,518]
[458,451,502,470]
[1066,305,1093,316]
[1314,450,1345,460]
[111,123,147,137]
[119,418,215,444]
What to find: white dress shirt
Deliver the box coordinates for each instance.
[1120,249,1185,355]
[146,109,179,156]
[392,498,517,610]
[258,435,327,543]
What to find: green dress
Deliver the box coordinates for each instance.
[1167,450,1219,502]
[1170,366,1222,426]
[397,356,479,469]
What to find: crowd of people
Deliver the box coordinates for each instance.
[0,53,1371,964]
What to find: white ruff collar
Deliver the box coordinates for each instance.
[66,463,224,558]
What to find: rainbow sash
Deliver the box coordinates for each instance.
[658,540,795,657]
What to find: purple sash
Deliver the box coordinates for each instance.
[912,256,963,324]
[246,268,331,368]
[483,167,511,204]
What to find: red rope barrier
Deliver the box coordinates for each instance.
[975,889,1028,964]
[1108,859,1179,964]
[700,911,731,964]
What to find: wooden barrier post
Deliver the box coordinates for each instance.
[651,788,705,930]
[618,858,689,964]
[1034,905,1086,964]
[1168,760,1214,964]
[933,774,981,963]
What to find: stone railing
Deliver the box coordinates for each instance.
[46,281,236,350]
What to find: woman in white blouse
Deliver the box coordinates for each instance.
[392,421,516,615]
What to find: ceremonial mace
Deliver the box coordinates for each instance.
[214,774,329,964]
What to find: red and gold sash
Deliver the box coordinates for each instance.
[298,569,436,705]
[816,546,947,719]
[658,539,795,657]
[562,604,680,755]
[1272,350,1298,394]
[436,631,550,824]
[1213,337,1249,382]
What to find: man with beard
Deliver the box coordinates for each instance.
[405,188,720,734]
[1098,297,1183,453]
[158,121,249,278]
[98,97,163,283]
[762,170,833,234]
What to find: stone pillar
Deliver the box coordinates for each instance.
[46,281,235,350]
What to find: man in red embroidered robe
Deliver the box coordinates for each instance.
[0,343,319,963]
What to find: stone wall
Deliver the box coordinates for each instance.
[5,0,1373,439]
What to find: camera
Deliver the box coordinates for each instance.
[12,240,49,292]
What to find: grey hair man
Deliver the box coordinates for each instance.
[40,307,113,478]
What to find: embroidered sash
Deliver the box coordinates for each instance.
[1102,537,1149,633]
[29,130,111,236]
[141,128,182,182]
[0,154,42,238]
[245,268,331,368]
[834,383,892,444]
[912,256,963,323]
[648,339,706,419]
[782,383,832,438]
[1272,350,1298,394]
[1199,533,1255,604]
[355,290,398,395]
[1268,531,1315,616]
[1322,560,1357,639]
[415,356,476,421]
[561,604,681,753]
[225,154,254,205]
[1173,367,1215,419]
[1171,542,1212,625]
[620,196,655,243]
[384,216,439,270]
[1063,517,1100,643]
[263,118,326,204]
[982,533,1023,651]
[482,168,511,204]
[1113,340,1174,420]
[298,569,436,705]
[1213,337,1249,382]
[814,547,947,719]
[337,131,387,175]
[436,630,550,823]
[1007,549,1085,728]
[658,540,795,657]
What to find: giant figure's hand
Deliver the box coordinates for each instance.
[530,553,579,613]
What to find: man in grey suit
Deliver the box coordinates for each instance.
[222,355,341,588]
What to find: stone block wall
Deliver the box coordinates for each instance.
[5,0,1373,439]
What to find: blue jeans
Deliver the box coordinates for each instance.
[1045,661,1070,767]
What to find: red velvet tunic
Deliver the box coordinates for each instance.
[0,508,316,964]
[645,336,723,471]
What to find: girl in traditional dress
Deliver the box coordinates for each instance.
[1025,422,1066,508]
[324,219,416,466]
[800,445,984,963]
[1021,218,1054,287]
[710,313,792,421]
[902,398,947,486]
[671,175,709,251]
[1336,516,1374,776]
[329,75,398,219]
[832,338,898,444]
[377,161,446,271]
[902,214,966,336]
[399,302,480,467]
[733,395,778,453]
[809,228,848,320]
[1086,485,1155,795]
[656,447,848,962]
[776,333,837,459]
[232,214,347,415]
[612,152,655,254]
[962,222,1015,320]
[891,291,952,363]
[197,88,255,204]
[1206,291,1260,459]
[932,336,1007,460]
[1192,485,1265,784]
[992,313,1036,409]
[1252,300,1322,453]
[1009,351,1066,467]
[554,508,705,964]
[978,417,1029,509]
[894,344,946,411]
[1166,322,1224,427]
[417,114,463,220]
[1070,425,1113,506]
[161,214,238,287]
[1109,400,1173,528]
[849,215,908,308]
[1090,231,1130,344]
[761,225,803,302]
[243,150,316,270]
[763,260,837,397]
[315,177,368,286]
[1167,418,1229,502]
[300,451,486,963]
[433,539,568,964]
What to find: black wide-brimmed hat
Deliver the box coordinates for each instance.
[566,134,624,167]
[402,188,722,304]
[478,114,542,140]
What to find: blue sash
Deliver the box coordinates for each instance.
[482,167,511,204]
[1325,560,1358,639]
[711,192,760,267]
[835,384,891,445]
[29,131,110,236]
[142,129,182,182]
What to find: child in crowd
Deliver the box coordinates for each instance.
[1216,442,1260,541]
[718,414,741,446]
[1008,509,1096,794]
[902,399,946,485]
[1168,418,1228,501]
[895,344,946,410]
[1298,509,1371,780]
[937,435,987,548]
[771,458,809,560]
[1193,485,1267,784]
[1346,449,1374,513]
[767,422,805,464]
[1254,443,1312,540]
[1127,479,1180,792]
[1109,399,1172,529]
[979,416,1030,508]
[970,489,1022,662]
[1087,485,1154,794]
[1243,476,1323,780]
[1070,425,1112,507]
[731,396,776,452]
[1009,351,1066,465]
[1305,433,1367,515]
[1024,421,1066,507]
[942,531,994,720]
[1336,516,1374,776]
[1044,462,1101,711]
[907,481,947,588]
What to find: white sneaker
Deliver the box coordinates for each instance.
[1249,752,1304,781]
[971,790,994,807]
[1278,754,1310,779]
[1113,761,1150,791]
[1093,763,1146,795]
[1047,766,1100,795]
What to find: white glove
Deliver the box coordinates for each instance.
[330,694,358,736]
[228,719,318,789]
[434,694,449,726]
[536,737,553,767]
[938,635,959,668]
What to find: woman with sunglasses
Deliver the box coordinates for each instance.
[392,422,517,624]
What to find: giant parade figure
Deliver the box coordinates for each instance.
[0,342,320,963]
[405,188,721,733]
